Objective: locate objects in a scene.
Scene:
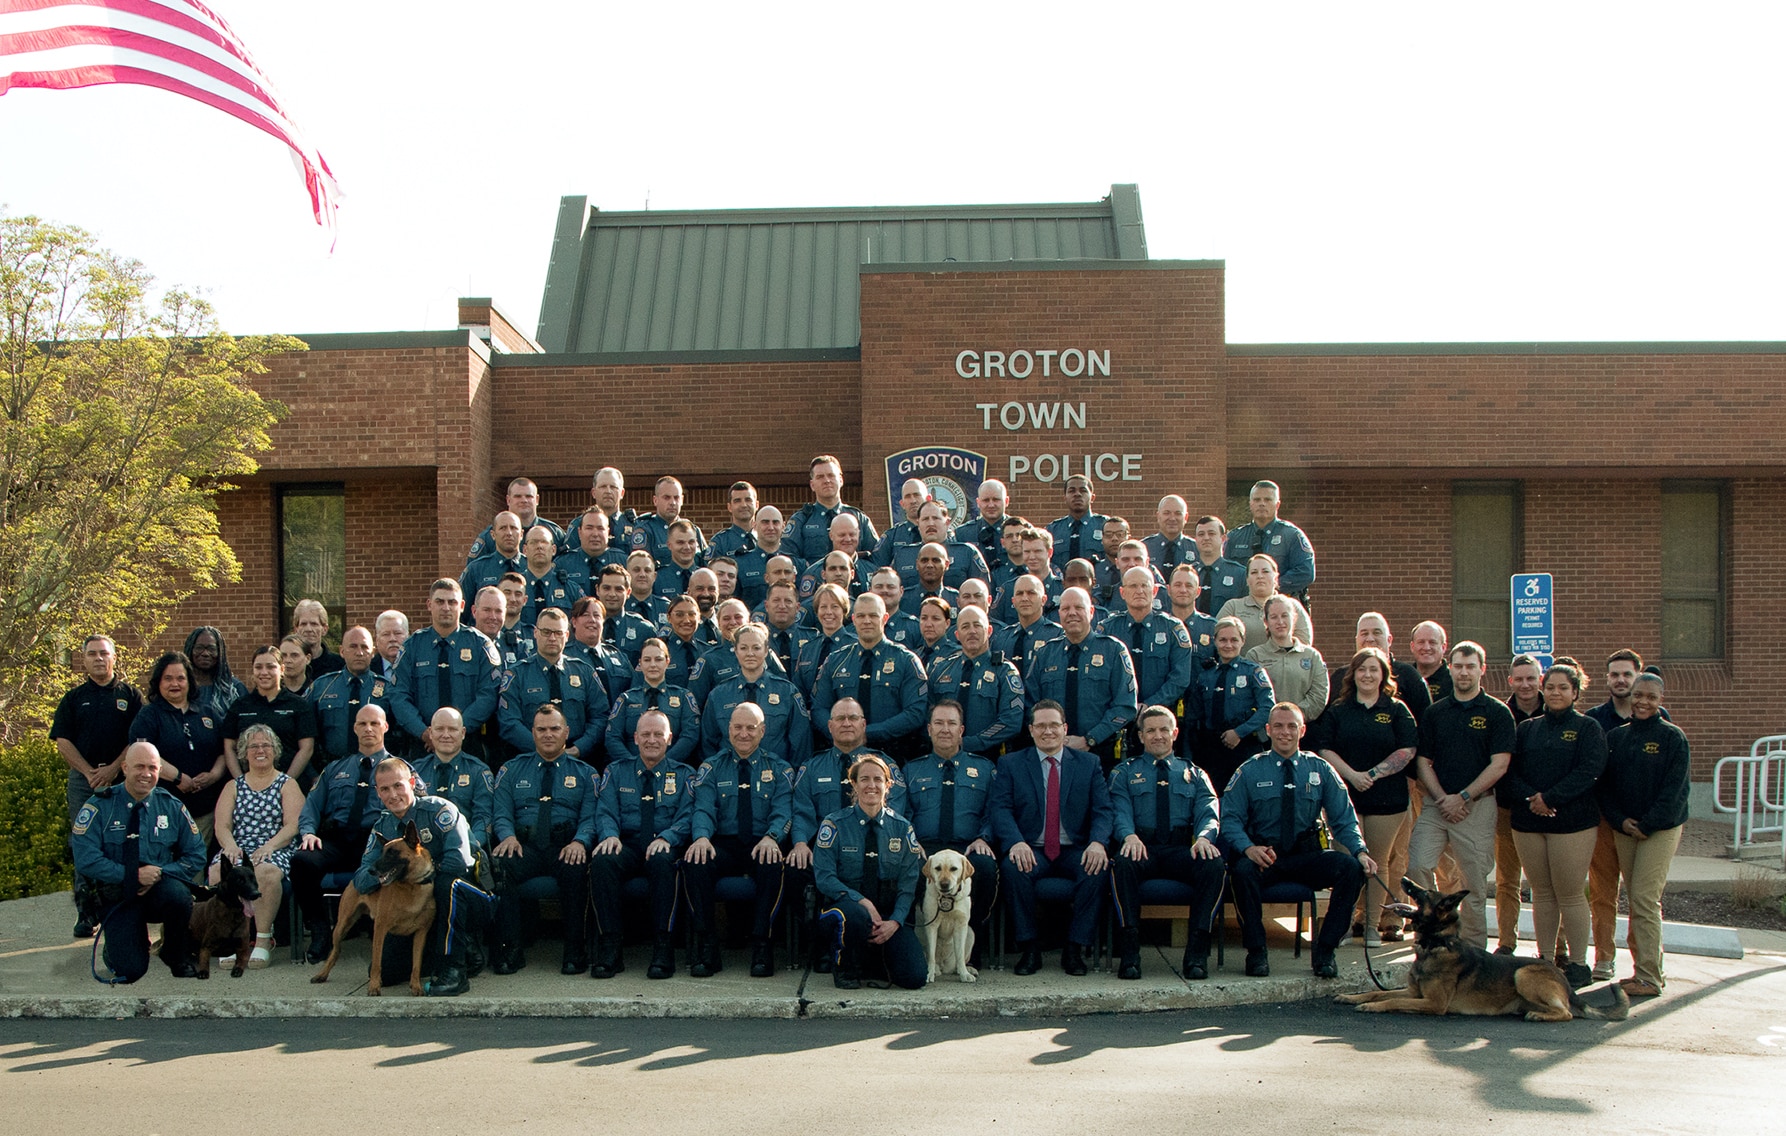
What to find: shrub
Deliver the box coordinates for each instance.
[0,738,73,900]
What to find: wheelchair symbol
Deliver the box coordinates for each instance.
[1524,577,1542,598]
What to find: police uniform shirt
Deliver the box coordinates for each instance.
[606,679,702,768]
[1097,609,1195,712]
[467,515,565,565]
[352,794,473,893]
[498,652,607,758]
[797,557,874,608]
[903,751,997,846]
[71,785,206,887]
[1142,533,1197,573]
[897,583,961,619]
[567,509,638,556]
[310,667,394,760]
[412,752,496,847]
[1093,560,1165,610]
[791,746,907,845]
[518,565,585,629]
[1046,512,1111,570]
[1218,749,1365,857]
[492,752,599,848]
[1245,639,1329,732]
[1416,692,1517,795]
[390,626,503,737]
[459,551,524,618]
[813,804,922,922]
[785,501,881,564]
[926,649,1025,756]
[812,638,930,751]
[127,700,225,813]
[599,608,658,665]
[793,626,858,698]
[630,513,707,567]
[51,678,143,770]
[1190,655,1275,737]
[990,569,1064,625]
[1180,610,1218,668]
[493,625,534,671]
[700,671,811,766]
[990,617,1063,678]
[731,545,805,607]
[1192,555,1249,616]
[221,689,319,767]
[660,634,708,692]
[561,546,631,596]
[1109,753,1219,844]
[703,524,756,563]
[690,748,794,842]
[622,591,673,629]
[1223,519,1316,599]
[652,560,700,600]
[595,756,695,844]
[889,540,990,591]
[880,610,925,653]
[955,514,1012,568]
[298,750,389,837]
[1023,632,1139,749]
[871,519,924,565]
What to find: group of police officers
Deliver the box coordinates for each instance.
[58,456,1409,991]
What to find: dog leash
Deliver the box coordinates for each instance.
[1358,872,1406,992]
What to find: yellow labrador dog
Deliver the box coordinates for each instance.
[920,849,976,983]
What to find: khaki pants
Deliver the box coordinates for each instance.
[1587,820,1620,969]
[1387,788,1463,900]
[1511,827,1598,966]
[1409,798,1497,948]
[1355,811,1407,933]
[1615,825,1683,988]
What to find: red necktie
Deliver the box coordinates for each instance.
[1044,755,1062,861]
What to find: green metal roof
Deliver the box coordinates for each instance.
[535,185,1148,353]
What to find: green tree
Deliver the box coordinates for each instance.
[0,213,298,741]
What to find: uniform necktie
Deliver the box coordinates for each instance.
[1210,662,1232,731]
[646,686,661,710]
[1013,627,1030,669]
[1129,619,1146,673]
[1154,758,1173,840]
[743,682,759,706]
[1164,540,1180,568]
[736,757,754,839]
[866,815,884,885]
[938,759,956,845]
[347,673,364,716]
[638,764,657,839]
[121,799,142,882]
[676,639,694,680]
[956,663,974,711]
[1043,755,1062,861]
[855,647,875,721]
[816,635,834,673]
[774,630,793,672]
[1069,518,1083,561]
[435,637,454,711]
[1064,642,1083,737]
[531,575,549,616]
[1277,757,1298,853]
[531,764,557,847]
[546,663,562,707]
[349,754,373,831]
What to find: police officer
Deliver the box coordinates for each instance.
[798,540,872,611]
[732,507,802,607]
[1024,587,1139,769]
[459,511,525,617]
[812,593,930,765]
[51,633,143,938]
[622,550,673,628]
[954,479,1013,571]
[699,623,810,764]
[1220,702,1374,978]
[565,467,638,553]
[1165,566,1219,668]
[896,543,964,618]
[1108,706,1224,980]
[785,454,880,561]
[873,478,933,565]
[704,481,760,562]
[814,752,926,989]
[1190,516,1249,616]
[354,756,486,997]
[682,702,794,978]
[902,701,999,963]
[1099,567,1195,759]
[1144,495,1197,573]
[991,573,1062,679]
[653,520,704,598]
[793,583,857,701]
[309,626,395,764]
[1046,475,1110,571]
[411,707,496,854]
[593,569,657,664]
[889,504,990,590]
[606,637,702,768]
[71,742,206,981]
[498,608,606,762]
[1223,480,1316,606]
[467,478,564,564]
[991,529,1064,624]
[516,525,585,630]
[292,704,392,963]
[757,582,817,679]
[1189,617,1276,789]
[389,578,503,759]
[867,568,924,651]
[927,606,1024,758]
[590,709,695,980]
[630,476,706,566]
[490,704,599,975]
[561,507,631,595]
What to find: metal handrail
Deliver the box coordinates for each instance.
[1711,734,1786,860]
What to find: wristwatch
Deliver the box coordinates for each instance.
[1458,789,1472,804]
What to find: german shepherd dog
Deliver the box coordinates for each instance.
[1336,879,1629,1022]
[310,821,437,996]
[189,857,263,979]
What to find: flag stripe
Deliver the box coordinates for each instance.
[0,26,276,107]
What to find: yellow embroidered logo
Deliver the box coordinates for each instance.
[1469,716,1487,729]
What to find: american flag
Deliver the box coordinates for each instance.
[0,0,339,235]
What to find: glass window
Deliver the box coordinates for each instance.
[1453,482,1519,659]
[1660,482,1725,659]
[278,484,346,643]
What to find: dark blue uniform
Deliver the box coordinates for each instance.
[732,546,804,607]
[389,626,503,751]
[903,749,1001,944]
[991,569,1064,625]
[567,509,638,556]
[793,626,856,699]
[459,551,524,621]
[1192,554,1249,615]
[1219,748,1366,959]
[71,785,206,981]
[291,750,389,949]
[498,654,607,760]
[652,560,700,600]
[1024,632,1139,761]
[566,636,635,699]
[785,501,880,563]
[591,755,696,949]
[693,639,791,706]
[791,746,907,848]
[630,514,706,566]
[1098,609,1194,749]
[491,751,599,968]
[309,667,394,763]
[560,545,630,597]
[682,747,794,951]
[926,649,1025,757]
[352,793,484,977]
[990,617,1062,679]
[879,609,925,654]
[955,514,1014,571]
[1142,533,1197,573]
[887,540,990,590]
[1047,512,1110,569]
[812,638,930,761]
[467,515,564,565]
[1189,655,1276,788]
[1107,752,1224,963]
[516,564,585,629]
[814,804,926,988]
[412,751,496,851]
[605,679,701,769]
[128,699,225,820]
[703,524,755,563]
[1224,519,1316,602]
[797,557,873,606]
[898,583,960,619]
[700,671,811,766]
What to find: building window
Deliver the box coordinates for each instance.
[1452,482,1519,659]
[1660,482,1725,659]
[278,484,346,641]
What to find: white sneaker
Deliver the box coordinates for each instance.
[1592,960,1615,982]
[214,954,236,967]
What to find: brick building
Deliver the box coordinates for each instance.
[174,185,1783,787]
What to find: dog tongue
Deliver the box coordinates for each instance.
[241,899,256,919]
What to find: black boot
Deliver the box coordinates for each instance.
[561,940,589,976]
[1182,931,1211,980]
[428,956,470,996]
[689,935,719,978]
[834,946,862,990]
[491,944,525,975]
[464,935,486,978]
[305,922,333,965]
[590,935,624,979]
[1117,929,1142,980]
[749,938,775,978]
[646,935,675,980]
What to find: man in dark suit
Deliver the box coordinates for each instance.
[990,700,1114,976]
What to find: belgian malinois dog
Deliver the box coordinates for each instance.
[1336,879,1629,1022]
[310,821,436,996]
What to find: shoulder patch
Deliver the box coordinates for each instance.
[73,802,96,834]
[816,819,837,849]
[436,807,454,828]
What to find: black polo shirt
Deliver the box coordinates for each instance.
[1416,692,1516,794]
[49,679,143,767]
[222,689,319,768]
